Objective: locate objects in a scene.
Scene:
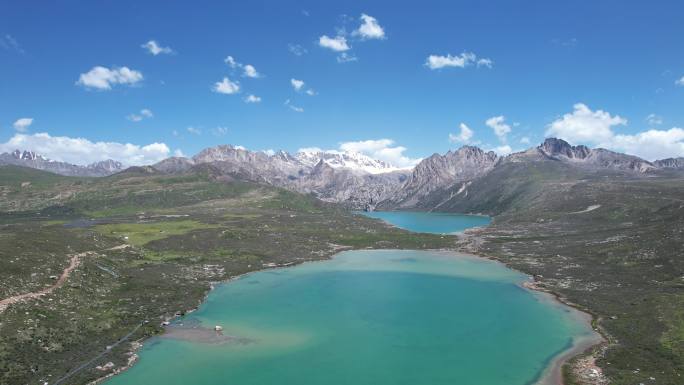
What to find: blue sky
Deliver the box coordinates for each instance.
[1,0,684,165]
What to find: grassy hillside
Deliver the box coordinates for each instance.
[435,160,684,384]
[0,165,453,385]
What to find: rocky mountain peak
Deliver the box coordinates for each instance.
[538,138,591,159]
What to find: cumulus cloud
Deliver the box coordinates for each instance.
[127,108,153,122]
[213,77,240,94]
[546,103,684,160]
[244,94,261,103]
[486,116,512,142]
[425,52,493,70]
[352,14,385,40]
[545,103,626,144]
[13,118,33,132]
[319,35,350,52]
[449,123,474,143]
[0,132,172,166]
[141,40,173,55]
[675,76,684,86]
[290,78,305,91]
[338,139,421,168]
[77,66,143,90]
[242,64,260,78]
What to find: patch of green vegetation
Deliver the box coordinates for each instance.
[94,220,219,246]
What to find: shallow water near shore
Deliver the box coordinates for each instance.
[105,249,594,385]
[358,210,490,234]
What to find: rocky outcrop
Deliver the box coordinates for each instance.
[654,157,684,169]
[385,146,499,209]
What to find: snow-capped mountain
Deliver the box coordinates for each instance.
[294,149,406,174]
[0,150,124,177]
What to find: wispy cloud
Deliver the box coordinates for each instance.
[449,123,474,144]
[288,43,308,56]
[224,56,262,78]
[77,66,143,90]
[284,99,304,113]
[187,126,201,135]
[127,108,154,122]
[13,118,33,132]
[0,34,24,54]
[425,52,493,70]
[244,94,261,103]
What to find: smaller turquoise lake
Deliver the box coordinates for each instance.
[358,210,490,234]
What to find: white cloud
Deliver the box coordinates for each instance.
[127,108,153,122]
[291,78,305,91]
[607,128,684,161]
[545,103,684,160]
[13,118,33,132]
[675,76,684,86]
[288,43,307,56]
[646,113,663,126]
[141,40,173,55]
[0,34,23,53]
[520,136,531,145]
[305,89,317,96]
[319,35,350,52]
[212,126,228,136]
[352,14,385,40]
[243,64,260,78]
[77,66,143,90]
[425,52,493,70]
[490,145,513,155]
[284,99,304,113]
[449,123,474,143]
[213,77,240,94]
[186,127,201,135]
[225,56,239,68]
[336,52,358,63]
[545,103,626,144]
[0,132,172,166]
[486,116,512,142]
[244,94,261,103]
[338,139,421,168]
[262,149,275,156]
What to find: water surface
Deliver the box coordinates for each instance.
[358,210,490,234]
[106,250,593,385]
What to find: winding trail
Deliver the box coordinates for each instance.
[0,251,90,313]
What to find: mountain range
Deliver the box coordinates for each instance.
[2,138,683,210]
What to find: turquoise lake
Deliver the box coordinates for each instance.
[106,213,595,385]
[358,210,490,234]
